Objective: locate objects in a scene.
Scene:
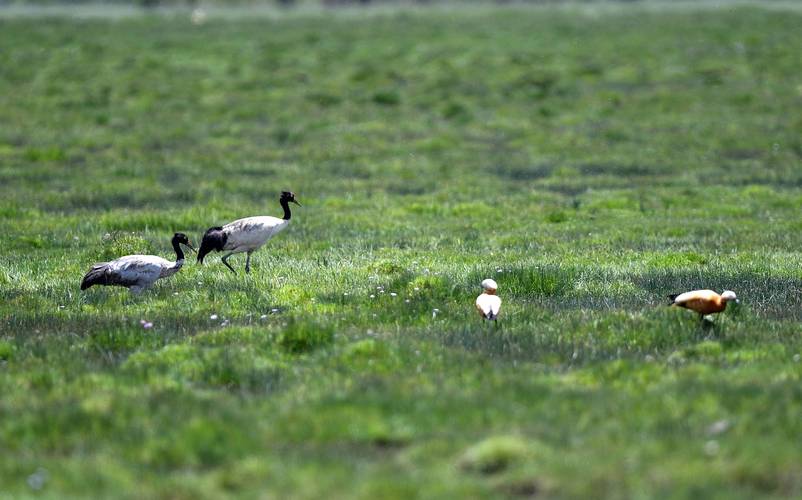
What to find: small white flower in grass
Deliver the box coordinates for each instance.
[390,292,397,297]
[210,314,218,320]
[707,420,731,436]
[405,299,410,303]
[704,440,720,456]
[260,314,268,320]
[370,294,375,299]
[343,292,349,296]
[496,268,503,273]
[140,320,153,329]
[432,308,440,319]
[221,320,230,327]
[197,281,202,286]
[173,292,179,296]
[26,467,48,491]
[271,308,279,313]
[414,287,420,291]
[191,7,207,25]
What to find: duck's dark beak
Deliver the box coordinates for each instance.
[292,200,302,207]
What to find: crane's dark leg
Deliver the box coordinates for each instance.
[245,251,253,274]
[221,252,237,274]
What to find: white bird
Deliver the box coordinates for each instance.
[80,233,195,294]
[475,278,501,321]
[197,191,300,274]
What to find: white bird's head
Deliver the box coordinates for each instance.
[721,290,738,303]
[481,278,498,294]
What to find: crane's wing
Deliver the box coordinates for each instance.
[106,255,167,287]
[224,216,287,250]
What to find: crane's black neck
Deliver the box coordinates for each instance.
[280,198,292,220]
[171,238,185,261]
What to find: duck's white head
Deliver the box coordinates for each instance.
[481,278,498,294]
[721,290,738,302]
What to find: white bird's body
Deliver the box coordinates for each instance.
[81,233,194,294]
[221,216,289,254]
[197,191,301,274]
[88,255,183,294]
[476,293,502,320]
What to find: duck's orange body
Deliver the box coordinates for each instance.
[669,289,737,316]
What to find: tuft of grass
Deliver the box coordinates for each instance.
[278,319,335,354]
[0,340,14,361]
[458,436,533,475]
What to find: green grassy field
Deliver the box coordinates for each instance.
[2,3,802,498]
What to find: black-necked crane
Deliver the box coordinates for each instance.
[80,232,195,294]
[668,289,738,319]
[197,191,301,274]
[475,278,501,321]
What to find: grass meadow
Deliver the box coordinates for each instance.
[1,2,802,497]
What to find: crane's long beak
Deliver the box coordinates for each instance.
[292,200,302,207]
[185,242,197,253]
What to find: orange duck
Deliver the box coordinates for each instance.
[668,289,738,319]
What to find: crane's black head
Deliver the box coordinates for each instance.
[172,232,196,252]
[281,191,301,207]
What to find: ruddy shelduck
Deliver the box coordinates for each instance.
[476,278,501,321]
[668,289,738,319]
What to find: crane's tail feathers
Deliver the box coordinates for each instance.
[81,264,109,290]
[667,293,680,305]
[198,227,227,264]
